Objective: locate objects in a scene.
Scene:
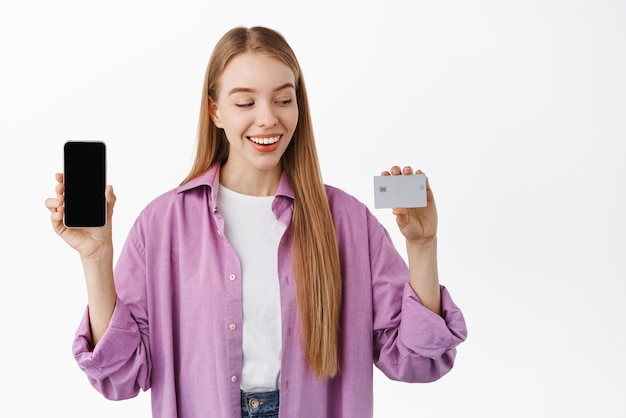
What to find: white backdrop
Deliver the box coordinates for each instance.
[1,0,625,416]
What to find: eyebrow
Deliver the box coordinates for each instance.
[227,82,296,96]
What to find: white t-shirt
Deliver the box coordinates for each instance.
[217,185,286,392]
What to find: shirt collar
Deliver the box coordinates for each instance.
[176,164,295,201]
[176,164,220,194]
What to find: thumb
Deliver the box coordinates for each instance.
[105,185,116,222]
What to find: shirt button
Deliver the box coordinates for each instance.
[230,375,238,383]
[229,323,237,331]
[229,274,236,281]
[217,229,222,236]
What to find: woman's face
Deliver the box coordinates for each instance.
[210,51,298,176]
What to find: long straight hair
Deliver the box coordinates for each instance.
[181,27,342,379]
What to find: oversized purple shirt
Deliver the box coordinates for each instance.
[73,164,467,417]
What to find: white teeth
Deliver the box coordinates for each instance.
[249,135,280,145]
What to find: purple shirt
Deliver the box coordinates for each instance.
[73,164,467,417]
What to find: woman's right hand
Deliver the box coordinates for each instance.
[45,173,116,260]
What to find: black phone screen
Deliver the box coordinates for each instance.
[63,141,107,227]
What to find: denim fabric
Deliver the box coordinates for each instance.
[241,390,279,418]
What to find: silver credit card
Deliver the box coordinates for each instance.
[373,174,427,208]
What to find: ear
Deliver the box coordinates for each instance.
[209,100,224,128]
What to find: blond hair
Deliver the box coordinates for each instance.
[181,26,342,379]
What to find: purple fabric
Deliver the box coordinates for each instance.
[73,164,467,417]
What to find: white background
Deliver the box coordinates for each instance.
[1,0,625,416]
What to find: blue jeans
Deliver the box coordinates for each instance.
[241,390,280,418]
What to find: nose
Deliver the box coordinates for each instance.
[255,101,278,127]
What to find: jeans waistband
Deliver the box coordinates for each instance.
[241,390,279,418]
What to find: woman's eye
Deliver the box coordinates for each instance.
[276,99,293,105]
[235,102,254,108]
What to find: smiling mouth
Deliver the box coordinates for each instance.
[247,135,281,145]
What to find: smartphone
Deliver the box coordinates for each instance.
[63,141,107,227]
[373,174,427,209]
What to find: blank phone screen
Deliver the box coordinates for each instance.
[63,141,106,227]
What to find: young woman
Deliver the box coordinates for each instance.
[46,26,467,418]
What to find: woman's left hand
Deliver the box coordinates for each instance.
[381,165,438,243]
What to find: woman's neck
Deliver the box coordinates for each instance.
[219,161,282,196]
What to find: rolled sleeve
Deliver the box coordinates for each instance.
[375,283,467,383]
[398,284,467,359]
[370,217,467,383]
[72,297,150,400]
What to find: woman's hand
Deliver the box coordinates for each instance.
[382,165,441,314]
[381,165,437,244]
[45,173,116,260]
